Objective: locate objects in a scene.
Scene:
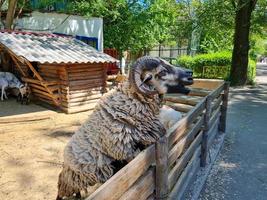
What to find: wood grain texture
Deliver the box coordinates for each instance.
[168,132,202,189]
[169,146,201,200]
[86,145,155,200]
[155,137,168,200]
[119,168,155,200]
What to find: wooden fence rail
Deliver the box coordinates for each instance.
[86,79,230,200]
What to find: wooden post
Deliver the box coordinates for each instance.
[219,82,230,133]
[102,64,108,94]
[155,136,168,200]
[201,95,212,167]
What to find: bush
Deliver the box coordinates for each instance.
[248,59,256,85]
[176,51,256,84]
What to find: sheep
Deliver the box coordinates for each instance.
[159,105,182,130]
[56,56,193,200]
[0,72,27,102]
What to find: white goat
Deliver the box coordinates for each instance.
[0,72,26,101]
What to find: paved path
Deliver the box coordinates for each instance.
[199,63,267,200]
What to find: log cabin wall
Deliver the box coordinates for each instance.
[38,63,106,113]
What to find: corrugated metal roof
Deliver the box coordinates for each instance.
[0,31,118,64]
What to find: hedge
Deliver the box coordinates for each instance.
[176,51,256,84]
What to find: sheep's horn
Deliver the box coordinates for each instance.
[129,56,158,97]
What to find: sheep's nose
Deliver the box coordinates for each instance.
[179,69,194,85]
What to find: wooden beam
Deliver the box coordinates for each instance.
[118,168,155,200]
[23,59,43,81]
[155,136,168,200]
[167,98,206,146]
[165,102,194,113]
[86,145,155,200]
[168,146,201,200]
[9,54,27,77]
[219,82,230,133]
[168,116,204,167]
[168,132,202,190]
[188,88,210,97]
[201,95,212,167]
[164,95,201,106]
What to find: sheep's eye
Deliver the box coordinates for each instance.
[158,70,167,77]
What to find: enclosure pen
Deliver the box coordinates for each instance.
[85,79,229,200]
[0,31,117,113]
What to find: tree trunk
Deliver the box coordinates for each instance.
[230,0,257,86]
[5,0,18,30]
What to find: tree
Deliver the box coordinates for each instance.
[230,0,257,86]
[67,0,179,58]
[5,0,17,30]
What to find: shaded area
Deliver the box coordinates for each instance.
[199,64,267,200]
[0,98,50,117]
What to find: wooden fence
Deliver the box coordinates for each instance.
[86,79,230,200]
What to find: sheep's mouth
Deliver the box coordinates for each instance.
[180,77,194,86]
[167,84,191,95]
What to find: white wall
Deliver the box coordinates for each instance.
[15,11,103,52]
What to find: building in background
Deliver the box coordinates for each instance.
[15,11,104,52]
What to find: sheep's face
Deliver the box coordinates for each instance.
[140,59,193,95]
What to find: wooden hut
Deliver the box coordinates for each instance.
[0,31,117,113]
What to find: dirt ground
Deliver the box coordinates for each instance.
[0,99,92,200]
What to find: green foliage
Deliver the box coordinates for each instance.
[176,51,256,83]
[66,0,179,55]
[250,34,267,60]
[248,59,256,85]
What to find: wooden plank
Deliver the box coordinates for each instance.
[168,147,201,200]
[67,92,102,99]
[0,111,54,124]
[61,99,99,107]
[68,70,103,77]
[209,82,224,101]
[62,79,104,87]
[62,94,102,103]
[24,59,43,81]
[167,98,206,147]
[209,106,221,129]
[191,79,223,90]
[68,75,103,81]
[69,84,103,91]
[211,95,222,112]
[9,54,27,77]
[119,168,155,200]
[168,133,202,190]
[155,136,168,200]
[29,83,47,92]
[60,103,96,113]
[31,88,60,99]
[168,116,204,167]
[201,95,212,167]
[163,95,200,106]
[188,88,210,97]
[165,102,194,113]
[207,117,220,149]
[61,88,101,95]
[219,82,230,133]
[22,77,60,86]
[86,145,155,200]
